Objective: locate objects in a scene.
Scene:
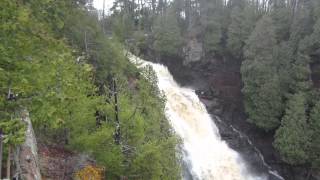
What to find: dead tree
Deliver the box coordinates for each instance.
[4,88,14,179]
[113,77,121,145]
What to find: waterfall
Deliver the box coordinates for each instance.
[128,53,268,180]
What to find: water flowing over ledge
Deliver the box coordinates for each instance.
[127,53,271,180]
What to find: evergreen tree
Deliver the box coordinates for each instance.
[200,0,224,56]
[227,5,256,59]
[153,8,183,57]
[272,42,293,95]
[274,93,310,165]
[227,7,245,58]
[309,101,320,169]
[203,15,223,56]
[241,15,283,130]
[1,1,182,179]
[270,7,292,41]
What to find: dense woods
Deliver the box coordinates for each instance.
[0,0,181,179]
[106,0,320,174]
[2,0,320,178]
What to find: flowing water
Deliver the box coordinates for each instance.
[128,53,269,180]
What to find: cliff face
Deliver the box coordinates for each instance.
[157,54,319,180]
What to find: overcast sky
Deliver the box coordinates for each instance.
[93,0,115,10]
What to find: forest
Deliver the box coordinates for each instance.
[103,0,320,177]
[1,0,320,179]
[0,0,181,179]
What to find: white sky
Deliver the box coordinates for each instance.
[93,0,115,10]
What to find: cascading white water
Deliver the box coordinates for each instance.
[128,53,267,180]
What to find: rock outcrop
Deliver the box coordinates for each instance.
[183,38,203,65]
[14,110,41,180]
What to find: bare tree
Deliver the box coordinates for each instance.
[113,78,121,145]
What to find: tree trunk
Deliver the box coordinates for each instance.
[84,30,88,53]
[6,145,11,179]
[113,78,121,145]
[102,0,106,34]
[0,129,3,179]
[186,0,191,27]
[64,128,69,145]
[152,0,156,14]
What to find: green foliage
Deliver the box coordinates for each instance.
[288,52,312,93]
[131,31,149,55]
[241,15,284,130]
[270,7,292,41]
[309,101,320,169]
[153,8,183,57]
[203,16,223,56]
[299,18,320,62]
[6,0,320,174]
[106,0,320,169]
[272,42,293,94]
[112,13,135,43]
[0,118,26,146]
[227,6,256,58]
[118,66,181,178]
[71,126,125,178]
[106,0,320,170]
[274,93,310,165]
[1,0,181,179]
[62,3,181,179]
[131,138,181,180]
[244,15,276,60]
[227,7,245,58]
[288,5,314,51]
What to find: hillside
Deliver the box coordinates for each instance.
[0,0,181,179]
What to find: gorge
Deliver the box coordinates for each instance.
[2,0,320,179]
[128,53,283,180]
